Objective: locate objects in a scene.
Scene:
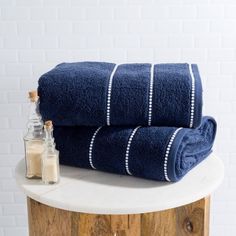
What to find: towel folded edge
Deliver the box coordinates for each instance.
[167,116,217,182]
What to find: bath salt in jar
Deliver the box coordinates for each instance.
[42,121,60,184]
[24,91,44,179]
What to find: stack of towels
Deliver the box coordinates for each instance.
[37,62,216,182]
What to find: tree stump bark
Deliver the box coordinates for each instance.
[27,196,210,236]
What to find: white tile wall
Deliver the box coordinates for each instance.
[0,0,235,235]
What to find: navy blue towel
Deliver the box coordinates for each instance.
[53,116,216,182]
[38,62,202,128]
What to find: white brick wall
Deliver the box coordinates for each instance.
[0,0,235,235]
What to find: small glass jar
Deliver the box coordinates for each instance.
[42,121,60,184]
[24,91,44,179]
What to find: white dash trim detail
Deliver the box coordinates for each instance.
[106,64,119,126]
[148,64,155,126]
[89,126,102,170]
[125,126,141,176]
[164,127,183,182]
[189,64,195,128]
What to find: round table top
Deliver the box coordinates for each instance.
[15,154,224,214]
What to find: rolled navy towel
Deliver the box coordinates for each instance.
[53,116,216,182]
[38,61,202,128]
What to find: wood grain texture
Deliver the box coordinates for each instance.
[27,197,72,236]
[78,213,111,236]
[141,207,176,236]
[111,215,127,231]
[177,196,210,236]
[27,196,210,236]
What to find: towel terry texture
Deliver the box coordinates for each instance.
[38,62,202,128]
[53,116,216,182]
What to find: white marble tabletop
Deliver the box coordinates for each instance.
[15,154,224,215]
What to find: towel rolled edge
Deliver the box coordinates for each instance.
[167,116,217,182]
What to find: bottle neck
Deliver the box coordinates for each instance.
[45,128,56,154]
[25,100,44,140]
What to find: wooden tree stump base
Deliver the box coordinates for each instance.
[27,196,210,236]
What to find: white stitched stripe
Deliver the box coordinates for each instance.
[125,126,141,175]
[148,64,155,126]
[164,127,183,182]
[189,64,195,128]
[89,126,102,169]
[106,64,119,126]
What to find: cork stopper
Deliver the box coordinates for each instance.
[44,120,53,130]
[28,90,39,102]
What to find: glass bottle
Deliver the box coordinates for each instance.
[24,91,44,179]
[42,121,60,184]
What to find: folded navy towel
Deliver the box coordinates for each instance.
[53,116,216,182]
[38,62,202,128]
